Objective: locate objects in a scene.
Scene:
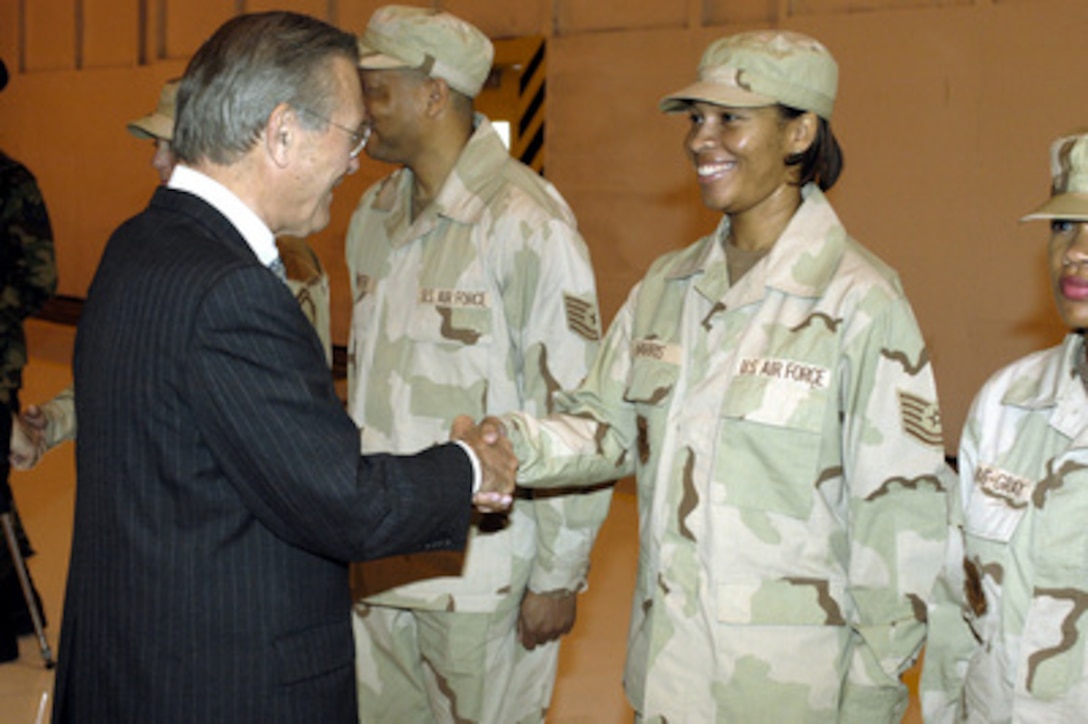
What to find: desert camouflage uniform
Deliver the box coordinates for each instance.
[506,185,950,722]
[1,151,56,408]
[922,332,1088,723]
[278,237,332,367]
[346,115,612,723]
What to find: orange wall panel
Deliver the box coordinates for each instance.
[246,0,328,17]
[24,0,77,71]
[82,0,140,68]
[163,0,235,60]
[703,0,778,25]
[556,0,688,34]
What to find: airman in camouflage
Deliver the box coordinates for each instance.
[501,30,950,722]
[1,103,57,659]
[346,6,611,723]
[922,132,1088,723]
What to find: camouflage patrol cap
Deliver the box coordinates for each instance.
[1021,131,1088,222]
[127,79,180,142]
[357,5,494,99]
[660,30,838,121]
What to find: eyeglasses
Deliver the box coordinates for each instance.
[298,107,371,159]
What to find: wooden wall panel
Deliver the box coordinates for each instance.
[442,0,545,37]
[23,0,77,71]
[163,0,235,60]
[0,2,19,71]
[336,0,386,35]
[703,0,778,25]
[82,0,140,68]
[555,0,688,35]
[246,0,329,18]
[791,0,969,13]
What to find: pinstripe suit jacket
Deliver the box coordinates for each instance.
[53,188,472,723]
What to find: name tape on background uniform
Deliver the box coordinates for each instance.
[974,464,1034,509]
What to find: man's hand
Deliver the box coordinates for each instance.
[9,410,46,470]
[517,589,577,650]
[450,415,517,513]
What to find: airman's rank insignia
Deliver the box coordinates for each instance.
[899,390,943,447]
[564,293,600,342]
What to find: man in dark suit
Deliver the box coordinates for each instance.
[51,12,516,723]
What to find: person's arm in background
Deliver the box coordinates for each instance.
[498,212,613,648]
[2,154,57,467]
[501,284,642,491]
[919,395,981,723]
[2,155,57,324]
[836,296,951,723]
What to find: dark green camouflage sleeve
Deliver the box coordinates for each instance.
[1,152,57,404]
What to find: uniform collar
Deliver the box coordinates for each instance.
[665,184,848,306]
[1002,333,1086,415]
[370,114,508,244]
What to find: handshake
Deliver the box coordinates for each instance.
[450,415,516,513]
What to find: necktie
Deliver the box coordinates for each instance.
[268,256,287,283]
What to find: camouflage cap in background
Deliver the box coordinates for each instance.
[127,79,180,142]
[1021,131,1088,222]
[357,5,494,99]
[660,30,838,121]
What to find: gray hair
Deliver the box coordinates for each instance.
[173,12,359,166]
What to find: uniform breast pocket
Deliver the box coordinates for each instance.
[624,356,679,408]
[623,356,679,467]
[962,464,1032,544]
[406,304,494,417]
[409,302,494,349]
[713,373,829,520]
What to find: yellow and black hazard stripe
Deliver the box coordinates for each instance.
[513,39,546,174]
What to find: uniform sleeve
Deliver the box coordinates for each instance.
[506,287,640,490]
[2,163,57,320]
[837,296,951,722]
[919,399,980,722]
[499,215,613,593]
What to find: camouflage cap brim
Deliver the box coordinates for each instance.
[126,114,173,142]
[660,79,776,114]
[1020,194,1088,223]
[356,50,414,71]
[662,30,837,121]
[1021,132,1088,223]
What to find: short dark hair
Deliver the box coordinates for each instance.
[173,12,359,166]
[778,105,843,191]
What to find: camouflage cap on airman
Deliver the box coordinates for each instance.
[357,5,494,99]
[660,30,838,121]
[1021,131,1088,222]
[127,79,180,142]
